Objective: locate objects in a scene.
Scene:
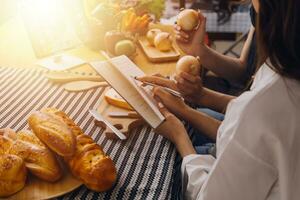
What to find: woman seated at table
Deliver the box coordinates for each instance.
[140,1,258,157]
[140,0,300,199]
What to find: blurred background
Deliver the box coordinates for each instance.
[0,0,251,56]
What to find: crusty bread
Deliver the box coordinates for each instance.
[0,128,62,182]
[13,130,62,182]
[0,154,27,197]
[66,134,117,192]
[28,110,76,156]
[42,108,84,137]
[0,129,27,197]
[32,108,117,192]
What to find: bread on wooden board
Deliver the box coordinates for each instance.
[29,108,117,192]
[0,128,62,182]
[0,154,27,197]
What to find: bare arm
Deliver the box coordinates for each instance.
[198,88,236,113]
[182,106,222,140]
[175,11,255,83]
[198,27,255,82]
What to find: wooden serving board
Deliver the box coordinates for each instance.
[5,159,82,200]
[96,88,146,140]
[138,36,180,63]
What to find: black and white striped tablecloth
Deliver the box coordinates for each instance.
[0,67,176,200]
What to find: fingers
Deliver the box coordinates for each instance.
[175,35,189,43]
[153,86,172,101]
[152,73,165,78]
[138,76,177,90]
[179,72,202,84]
[177,82,195,95]
[195,13,206,34]
[174,25,190,39]
[174,24,190,43]
[153,87,173,117]
[174,74,202,96]
[157,102,171,118]
[197,10,206,22]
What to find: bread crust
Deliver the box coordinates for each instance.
[28,110,76,157]
[0,128,62,183]
[66,134,117,192]
[31,108,117,192]
[14,130,62,182]
[0,154,27,197]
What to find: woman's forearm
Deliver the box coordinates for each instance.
[174,132,197,157]
[198,44,246,82]
[196,27,255,83]
[182,107,222,140]
[199,88,236,113]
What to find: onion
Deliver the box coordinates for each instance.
[146,29,162,46]
[176,55,200,76]
[154,32,172,52]
[177,9,199,31]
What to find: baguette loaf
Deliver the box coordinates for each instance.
[66,134,117,191]
[29,108,117,192]
[28,110,76,156]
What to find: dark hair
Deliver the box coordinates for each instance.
[256,0,300,80]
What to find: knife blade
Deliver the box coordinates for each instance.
[89,109,127,140]
[108,111,140,118]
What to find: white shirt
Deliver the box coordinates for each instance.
[181,63,300,200]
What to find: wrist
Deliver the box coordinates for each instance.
[180,104,193,120]
[197,43,207,58]
[173,131,196,157]
[197,87,211,106]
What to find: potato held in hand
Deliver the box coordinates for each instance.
[176,55,201,76]
[114,40,136,57]
[154,32,172,52]
[177,9,199,31]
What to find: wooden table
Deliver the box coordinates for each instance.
[0,16,179,76]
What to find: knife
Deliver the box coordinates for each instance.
[89,109,127,140]
[108,111,140,118]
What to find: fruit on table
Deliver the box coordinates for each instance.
[146,28,162,46]
[154,32,172,52]
[104,30,127,54]
[120,8,151,34]
[177,9,199,31]
[176,55,201,76]
[114,40,136,56]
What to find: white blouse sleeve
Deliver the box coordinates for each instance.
[181,104,279,200]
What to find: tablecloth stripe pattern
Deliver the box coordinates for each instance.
[0,67,176,200]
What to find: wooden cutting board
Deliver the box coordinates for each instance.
[138,36,180,63]
[5,159,82,200]
[96,88,146,140]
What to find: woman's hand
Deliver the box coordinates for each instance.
[175,72,205,105]
[138,74,206,107]
[153,86,190,119]
[137,74,178,91]
[174,11,207,56]
[155,103,196,157]
[154,103,187,144]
